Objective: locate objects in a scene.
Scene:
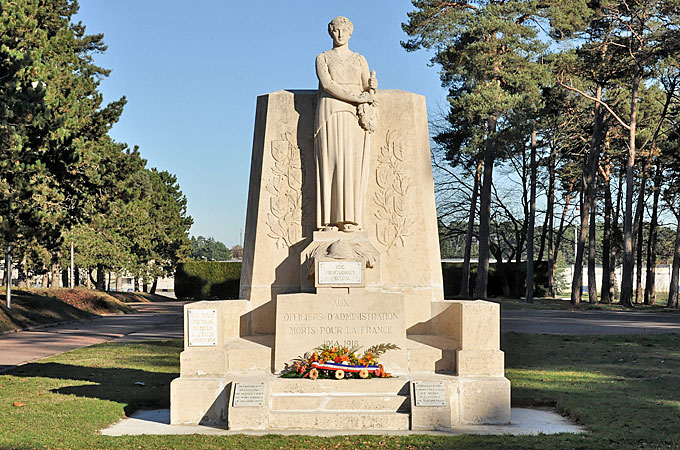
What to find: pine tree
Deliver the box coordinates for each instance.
[403,0,549,298]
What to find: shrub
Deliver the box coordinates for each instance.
[442,261,549,299]
[175,261,241,299]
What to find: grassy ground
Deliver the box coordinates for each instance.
[2,334,680,449]
[0,288,135,333]
[493,295,679,313]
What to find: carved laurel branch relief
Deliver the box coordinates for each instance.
[265,132,303,248]
[373,130,414,254]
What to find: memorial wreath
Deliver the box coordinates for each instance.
[282,343,400,380]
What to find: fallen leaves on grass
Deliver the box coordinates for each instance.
[12,401,25,407]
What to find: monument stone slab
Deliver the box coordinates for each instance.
[274,292,408,373]
[170,16,511,431]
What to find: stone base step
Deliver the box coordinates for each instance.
[268,411,410,430]
[270,378,409,413]
[271,392,408,412]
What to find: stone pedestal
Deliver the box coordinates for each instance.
[170,89,511,430]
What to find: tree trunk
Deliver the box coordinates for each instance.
[601,155,613,304]
[633,168,647,304]
[74,266,80,287]
[553,180,575,297]
[41,273,49,288]
[545,143,556,297]
[61,269,69,289]
[573,83,603,305]
[587,189,598,304]
[588,84,603,304]
[668,218,680,309]
[95,264,105,291]
[644,165,661,305]
[610,167,624,302]
[474,117,497,300]
[88,268,96,288]
[525,125,537,303]
[150,277,158,294]
[143,282,148,293]
[537,207,549,264]
[459,157,482,297]
[17,255,28,288]
[571,179,588,306]
[115,276,123,292]
[620,73,640,308]
[50,264,61,288]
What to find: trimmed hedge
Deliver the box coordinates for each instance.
[175,261,241,300]
[442,261,549,298]
[175,260,549,300]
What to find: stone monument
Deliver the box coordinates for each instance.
[170,16,510,431]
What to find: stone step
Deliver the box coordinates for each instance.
[271,392,409,412]
[268,411,410,430]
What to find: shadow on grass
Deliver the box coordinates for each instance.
[7,360,177,415]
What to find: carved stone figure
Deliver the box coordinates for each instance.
[314,16,378,232]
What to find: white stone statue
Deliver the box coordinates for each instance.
[314,16,378,232]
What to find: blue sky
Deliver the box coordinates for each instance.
[75,1,448,247]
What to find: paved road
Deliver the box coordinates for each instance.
[501,308,680,335]
[0,302,185,373]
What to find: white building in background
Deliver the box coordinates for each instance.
[560,264,678,294]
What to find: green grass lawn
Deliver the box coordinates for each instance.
[1,334,680,449]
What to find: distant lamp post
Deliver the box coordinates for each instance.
[70,241,75,288]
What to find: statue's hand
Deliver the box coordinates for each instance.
[358,91,376,104]
[368,71,378,92]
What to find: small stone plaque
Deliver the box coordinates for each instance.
[317,260,363,285]
[187,309,217,347]
[413,381,447,407]
[232,383,265,407]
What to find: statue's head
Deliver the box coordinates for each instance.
[328,16,353,46]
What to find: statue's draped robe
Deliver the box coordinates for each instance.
[314,51,370,229]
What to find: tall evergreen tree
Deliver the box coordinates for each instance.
[403,0,548,298]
